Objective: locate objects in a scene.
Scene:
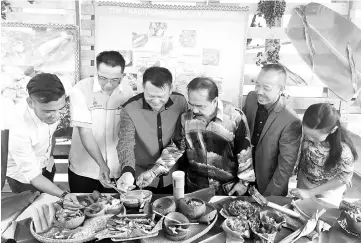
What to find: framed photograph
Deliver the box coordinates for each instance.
[1,22,80,105]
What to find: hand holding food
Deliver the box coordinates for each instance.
[31,203,56,233]
[99,164,111,187]
[63,193,83,210]
[228,181,248,196]
[136,170,156,189]
[290,188,313,199]
[117,172,135,192]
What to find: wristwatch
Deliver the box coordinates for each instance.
[60,191,69,200]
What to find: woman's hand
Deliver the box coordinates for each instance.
[290,188,313,199]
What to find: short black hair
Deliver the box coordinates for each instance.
[26,73,65,103]
[96,51,125,72]
[142,66,173,88]
[187,77,218,101]
[261,63,287,86]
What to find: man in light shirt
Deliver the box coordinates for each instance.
[68,51,134,193]
[6,73,80,205]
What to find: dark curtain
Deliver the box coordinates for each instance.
[1,129,9,190]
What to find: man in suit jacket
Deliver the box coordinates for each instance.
[243,64,302,196]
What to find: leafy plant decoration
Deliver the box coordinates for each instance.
[1,0,12,20]
[257,0,286,28]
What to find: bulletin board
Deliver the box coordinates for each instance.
[95,2,249,106]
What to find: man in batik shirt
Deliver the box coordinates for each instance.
[136,77,255,195]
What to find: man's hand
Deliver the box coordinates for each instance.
[99,164,111,188]
[290,188,313,199]
[117,172,135,192]
[228,181,248,196]
[31,203,56,233]
[136,170,156,189]
[63,193,83,210]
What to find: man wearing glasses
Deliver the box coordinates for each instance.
[68,51,133,193]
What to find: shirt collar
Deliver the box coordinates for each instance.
[214,99,224,122]
[92,75,124,93]
[260,95,281,113]
[27,106,44,127]
[142,93,174,111]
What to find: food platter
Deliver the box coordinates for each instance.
[219,198,298,243]
[141,205,218,243]
[97,214,163,241]
[30,190,155,243]
[30,215,112,243]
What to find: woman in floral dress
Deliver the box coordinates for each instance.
[291,103,358,206]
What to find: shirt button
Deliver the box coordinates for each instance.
[260,122,262,124]
[159,139,162,142]
[257,134,259,136]
[158,126,161,129]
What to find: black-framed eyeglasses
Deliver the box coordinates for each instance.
[97,74,122,85]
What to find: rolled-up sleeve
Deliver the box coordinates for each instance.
[8,125,42,183]
[69,87,92,128]
[336,144,355,187]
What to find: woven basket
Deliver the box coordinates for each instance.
[30,221,96,243]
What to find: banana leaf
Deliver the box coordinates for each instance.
[287,2,361,106]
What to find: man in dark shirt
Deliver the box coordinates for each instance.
[116,67,188,193]
[243,64,302,196]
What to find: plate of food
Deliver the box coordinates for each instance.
[119,190,152,208]
[94,214,162,241]
[30,202,112,243]
[250,210,285,243]
[142,196,218,243]
[222,217,250,242]
[178,197,206,221]
[30,191,128,243]
[220,198,261,224]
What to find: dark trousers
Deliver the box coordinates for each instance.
[68,168,118,193]
[1,129,9,190]
[7,165,56,193]
[142,185,173,195]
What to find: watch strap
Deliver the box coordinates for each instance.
[60,191,69,200]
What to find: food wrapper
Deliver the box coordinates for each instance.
[250,210,285,243]
[259,211,286,232]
